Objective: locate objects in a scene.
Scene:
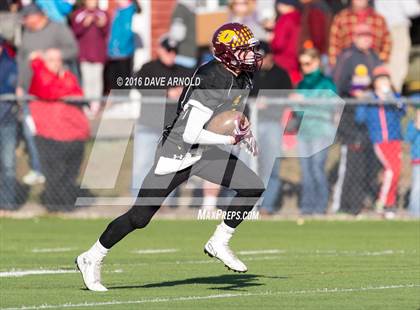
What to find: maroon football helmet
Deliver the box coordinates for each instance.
[212,23,262,72]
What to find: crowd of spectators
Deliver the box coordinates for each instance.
[0,0,419,219]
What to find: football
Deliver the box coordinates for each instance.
[206,110,249,135]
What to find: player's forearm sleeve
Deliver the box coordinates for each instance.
[183,105,232,145]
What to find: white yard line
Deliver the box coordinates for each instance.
[307,249,410,256]
[1,248,414,278]
[1,284,418,310]
[25,247,414,256]
[0,256,282,278]
[0,269,122,278]
[132,249,178,254]
[31,247,76,253]
[243,256,282,262]
[236,249,413,257]
[0,269,76,277]
[172,255,282,265]
[238,249,285,255]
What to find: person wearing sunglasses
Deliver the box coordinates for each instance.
[295,48,337,215]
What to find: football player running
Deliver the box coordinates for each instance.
[76,23,265,291]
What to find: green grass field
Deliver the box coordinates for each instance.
[0,218,419,309]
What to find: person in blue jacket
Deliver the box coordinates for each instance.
[355,66,405,219]
[405,93,420,218]
[35,0,74,23]
[0,37,18,210]
[104,0,136,93]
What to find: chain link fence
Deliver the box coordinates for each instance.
[0,94,419,217]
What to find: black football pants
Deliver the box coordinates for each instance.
[99,146,265,249]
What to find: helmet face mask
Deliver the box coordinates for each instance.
[212,23,263,73]
[233,44,263,72]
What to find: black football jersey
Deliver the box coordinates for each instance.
[158,60,253,165]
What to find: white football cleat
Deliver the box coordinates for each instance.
[204,223,247,273]
[75,252,108,292]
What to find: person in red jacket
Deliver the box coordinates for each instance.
[271,0,302,85]
[299,0,331,56]
[29,48,90,211]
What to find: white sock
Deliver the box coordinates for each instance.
[202,196,218,210]
[87,240,109,261]
[213,222,235,242]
